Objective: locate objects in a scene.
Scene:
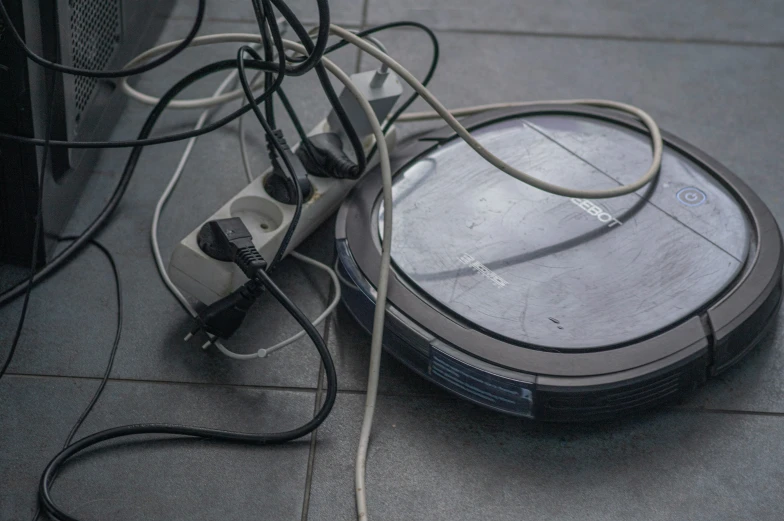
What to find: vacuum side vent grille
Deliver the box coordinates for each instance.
[70,0,121,122]
[430,348,534,417]
[712,282,781,374]
[538,353,708,421]
[544,373,681,412]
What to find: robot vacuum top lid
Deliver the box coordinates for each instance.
[376,113,751,351]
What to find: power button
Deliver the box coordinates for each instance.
[677,187,707,207]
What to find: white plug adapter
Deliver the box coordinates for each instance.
[327,69,403,138]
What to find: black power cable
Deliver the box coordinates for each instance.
[277,88,310,144]
[0,0,206,79]
[37,265,337,521]
[0,99,269,149]
[251,0,336,177]
[252,0,278,133]
[276,0,331,77]
[0,69,56,381]
[0,21,440,307]
[0,13,445,521]
[289,20,440,132]
[0,8,442,520]
[236,46,303,270]
[55,238,123,448]
[269,0,367,176]
[0,0,341,152]
[0,21,435,157]
[0,59,281,308]
[318,21,441,162]
[29,236,122,521]
[254,0,367,181]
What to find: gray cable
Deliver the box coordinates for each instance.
[331,25,663,200]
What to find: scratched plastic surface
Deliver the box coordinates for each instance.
[382,116,750,350]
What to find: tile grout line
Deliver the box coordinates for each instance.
[300,268,337,521]
[159,12,784,50]
[2,372,322,394]
[9,373,784,419]
[343,23,784,50]
[4,370,455,398]
[439,26,784,49]
[162,15,363,29]
[671,406,784,418]
[300,360,326,521]
[160,13,784,50]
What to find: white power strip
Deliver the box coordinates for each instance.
[168,119,398,305]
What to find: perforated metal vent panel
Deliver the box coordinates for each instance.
[70,0,121,121]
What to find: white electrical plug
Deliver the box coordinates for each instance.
[327,68,404,139]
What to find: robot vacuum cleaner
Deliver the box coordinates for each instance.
[335,105,782,421]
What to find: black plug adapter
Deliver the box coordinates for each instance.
[296,132,359,179]
[195,281,260,340]
[197,217,266,279]
[264,129,313,204]
[193,217,268,340]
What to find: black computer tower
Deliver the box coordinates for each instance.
[0,0,175,266]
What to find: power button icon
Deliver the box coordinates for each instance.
[677,187,707,207]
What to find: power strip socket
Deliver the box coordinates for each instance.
[168,119,398,305]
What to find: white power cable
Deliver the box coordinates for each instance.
[329,25,662,200]
[334,257,358,291]
[119,21,392,112]
[121,17,288,109]
[199,251,341,360]
[282,41,392,521]
[265,252,341,358]
[398,101,647,122]
[121,34,268,109]
[328,24,664,521]
[150,70,237,356]
[274,38,391,521]
[120,15,290,110]
[229,41,387,520]
[150,73,237,314]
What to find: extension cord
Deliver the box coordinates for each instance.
[168,119,398,305]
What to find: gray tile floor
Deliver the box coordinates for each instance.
[2,1,784,520]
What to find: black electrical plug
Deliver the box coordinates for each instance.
[193,281,262,340]
[191,217,269,340]
[197,218,266,278]
[264,129,313,204]
[296,132,360,179]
